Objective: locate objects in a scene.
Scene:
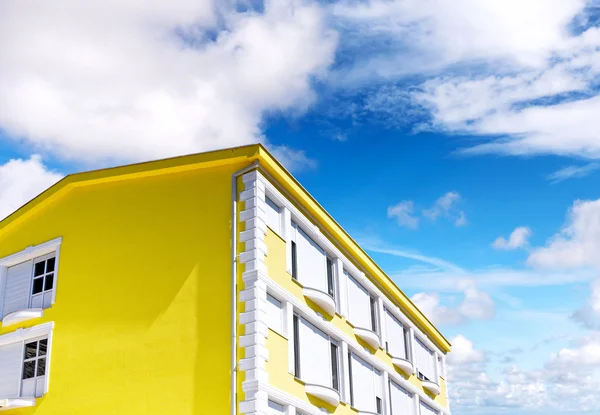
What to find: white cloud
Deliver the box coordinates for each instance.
[448,334,485,364]
[423,191,463,222]
[528,199,600,269]
[492,226,532,250]
[387,200,419,229]
[411,280,495,326]
[330,0,586,83]
[387,191,466,229]
[0,156,63,220]
[269,145,317,172]
[0,0,337,164]
[547,163,600,183]
[548,332,600,370]
[572,279,600,330]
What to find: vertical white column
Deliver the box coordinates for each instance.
[0,266,7,317]
[285,405,297,415]
[409,327,417,375]
[341,341,351,404]
[282,207,292,275]
[335,258,347,317]
[383,371,391,415]
[434,351,441,381]
[413,394,421,415]
[285,301,295,375]
[377,297,386,346]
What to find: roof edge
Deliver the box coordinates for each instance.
[254,145,451,352]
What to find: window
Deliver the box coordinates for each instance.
[389,381,414,415]
[326,257,335,299]
[346,273,373,331]
[265,197,282,235]
[420,402,438,415]
[331,343,339,391]
[370,296,378,333]
[265,294,283,335]
[30,255,55,309]
[415,338,436,382]
[0,324,52,401]
[267,400,285,414]
[291,241,298,280]
[290,223,328,294]
[1,248,58,323]
[293,315,339,391]
[385,309,408,359]
[348,352,383,413]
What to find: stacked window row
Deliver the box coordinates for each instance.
[265,196,444,385]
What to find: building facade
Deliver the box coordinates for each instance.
[0,145,450,415]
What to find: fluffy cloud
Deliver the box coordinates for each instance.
[492,226,532,250]
[423,191,466,226]
[572,279,600,330]
[411,281,495,326]
[527,199,600,269]
[547,332,600,370]
[0,156,63,220]
[387,191,465,229]
[387,201,419,229]
[0,0,337,164]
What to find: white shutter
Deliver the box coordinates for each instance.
[265,294,283,334]
[385,309,406,359]
[346,274,371,330]
[298,318,331,387]
[350,354,377,413]
[416,338,435,381]
[0,341,23,398]
[265,197,282,234]
[2,260,32,317]
[295,226,327,293]
[420,402,438,415]
[390,381,413,415]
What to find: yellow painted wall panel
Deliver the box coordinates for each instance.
[0,163,246,414]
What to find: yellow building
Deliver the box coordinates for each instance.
[0,144,451,415]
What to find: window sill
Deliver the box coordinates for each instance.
[391,357,414,374]
[422,380,441,395]
[303,288,336,316]
[0,398,36,411]
[1,309,44,327]
[354,327,380,350]
[304,383,340,407]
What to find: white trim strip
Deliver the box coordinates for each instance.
[0,238,62,268]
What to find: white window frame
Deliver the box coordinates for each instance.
[0,238,62,324]
[265,195,283,237]
[0,322,54,399]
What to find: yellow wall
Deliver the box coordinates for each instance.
[263,229,450,410]
[0,162,245,415]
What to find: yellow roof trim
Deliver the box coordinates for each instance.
[0,143,450,351]
[254,146,451,352]
[0,145,262,236]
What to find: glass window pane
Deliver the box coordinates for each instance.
[23,361,36,379]
[38,339,47,356]
[34,261,46,276]
[37,358,46,377]
[45,274,54,291]
[25,342,37,359]
[46,257,56,273]
[32,278,44,294]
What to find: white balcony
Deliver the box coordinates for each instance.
[303,288,336,316]
[391,357,413,374]
[354,327,380,350]
[0,398,36,411]
[2,309,44,327]
[304,383,341,407]
[422,379,441,395]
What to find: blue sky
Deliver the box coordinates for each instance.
[2,1,600,414]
